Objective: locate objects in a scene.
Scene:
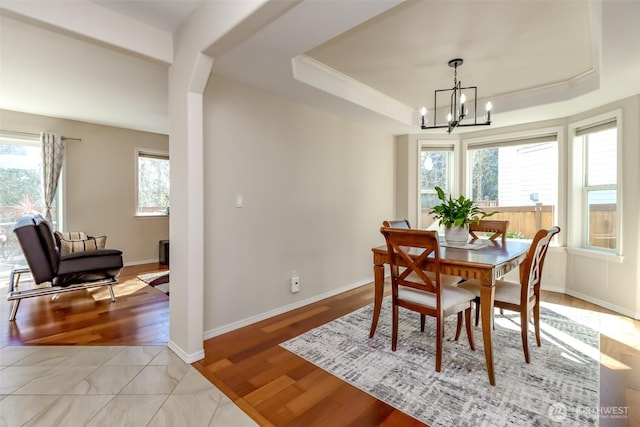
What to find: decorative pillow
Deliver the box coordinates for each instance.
[55,231,88,241]
[57,234,107,255]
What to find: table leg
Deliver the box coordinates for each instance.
[369,262,385,338]
[480,281,496,386]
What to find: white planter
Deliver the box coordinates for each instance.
[444,225,469,244]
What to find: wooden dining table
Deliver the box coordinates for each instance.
[369,238,530,386]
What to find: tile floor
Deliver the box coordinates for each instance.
[0,345,257,427]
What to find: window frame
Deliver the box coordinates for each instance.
[568,110,623,259]
[461,126,565,244]
[135,148,170,218]
[417,140,458,230]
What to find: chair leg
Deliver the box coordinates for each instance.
[420,314,426,332]
[435,315,443,372]
[108,285,116,302]
[392,303,399,352]
[464,307,475,351]
[520,308,531,363]
[9,299,20,321]
[454,312,463,341]
[533,302,541,347]
[474,297,480,326]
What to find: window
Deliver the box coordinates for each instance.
[137,150,169,216]
[570,114,620,254]
[419,142,455,229]
[465,133,559,239]
[0,132,62,279]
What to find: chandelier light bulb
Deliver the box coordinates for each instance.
[420,106,427,127]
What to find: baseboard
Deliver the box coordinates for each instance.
[541,285,566,294]
[203,278,372,340]
[167,339,205,363]
[123,259,159,267]
[564,288,640,320]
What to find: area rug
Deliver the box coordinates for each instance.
[280,297,599,426]
[137,271,169,295]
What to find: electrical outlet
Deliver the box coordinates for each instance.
[290,272,300,293]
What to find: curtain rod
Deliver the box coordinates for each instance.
[0,130,82,141]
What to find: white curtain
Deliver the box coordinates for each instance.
[41,132,65,222]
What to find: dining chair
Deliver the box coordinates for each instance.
[468,219,509,245]
[380,227,476,372]
[383,219,411,229]
[467,219,510,324]
[458,226,560,363]
[382,220,462,287]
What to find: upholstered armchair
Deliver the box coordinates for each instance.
[7,214,123,320]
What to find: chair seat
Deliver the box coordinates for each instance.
[56,249,124,286]
[457,279,533,305]
[398,285,475,316]
[406,271,463,287]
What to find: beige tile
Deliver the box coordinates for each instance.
[68,365,145,395]
[57,346,124,367]
[13,366,98,395]
[0,345,253,427]
[85,394,168,427]
[11,346,77,366]
[0,346,42,366]
[104,346,164,366]
[0,366,51,394]
[147,390,221,427]
[149,347,189,367]
[210,395,258,427]
[0,394,59,426]
[120,365,190,394]
[22,395,113,427]
[172,367,223,396]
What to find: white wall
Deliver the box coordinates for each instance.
[0,15,168,134]
[0,109,169,265]
[201,76,395,334]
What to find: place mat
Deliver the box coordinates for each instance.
[440,240,488,250]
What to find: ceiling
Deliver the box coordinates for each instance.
[1,0,639,135]
[89,0,201,33]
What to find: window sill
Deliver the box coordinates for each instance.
[567,247,623,263]
[135,214,169,219]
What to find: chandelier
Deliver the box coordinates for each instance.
[420,58,492,133]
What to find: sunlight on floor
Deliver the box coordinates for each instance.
[90,278,148,301]
[494,303,637,371]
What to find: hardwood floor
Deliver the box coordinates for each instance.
[0,263,169,346]
[1,264,638,426]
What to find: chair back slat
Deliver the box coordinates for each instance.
[469,220,509,244]
[520,226,560,301]
[381,227,441,298]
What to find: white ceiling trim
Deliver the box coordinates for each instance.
[0,0,173,64]
[292,55,414,126]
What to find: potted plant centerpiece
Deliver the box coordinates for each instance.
[429,186,494,244]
